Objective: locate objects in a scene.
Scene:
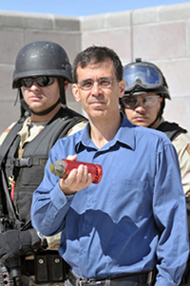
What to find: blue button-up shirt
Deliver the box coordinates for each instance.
[31,115,189,286]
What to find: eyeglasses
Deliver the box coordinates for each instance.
[20,76,55,88]
[123,65,164,92]
[77,77,119,90]
[121,95,160,109]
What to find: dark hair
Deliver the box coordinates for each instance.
[73,46,123,83]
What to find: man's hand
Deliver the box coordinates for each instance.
[59,155,92,195]
[0,229,41,264]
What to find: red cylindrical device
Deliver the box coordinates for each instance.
[49,159,103,184]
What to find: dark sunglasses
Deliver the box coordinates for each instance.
[20,76,55,88]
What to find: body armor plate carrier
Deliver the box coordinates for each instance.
[0,106,86,225]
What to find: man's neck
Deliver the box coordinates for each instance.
[89,112,122,149]
[30,104,62,123]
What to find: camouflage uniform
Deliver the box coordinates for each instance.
[156,117,190,196]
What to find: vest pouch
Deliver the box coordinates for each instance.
[34,250,69,284]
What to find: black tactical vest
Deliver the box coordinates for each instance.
[156,121,187,141]
[0,106,87,225]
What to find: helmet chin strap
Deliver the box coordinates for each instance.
[147,99,165,128]
[20,97,61,116]
[18,84,63,117]
[147,111,161,128]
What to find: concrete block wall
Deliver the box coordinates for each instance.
[0,2,190,134]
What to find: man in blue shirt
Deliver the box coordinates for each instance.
[31,46,189,286]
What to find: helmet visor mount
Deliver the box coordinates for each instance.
[123,65,164,93]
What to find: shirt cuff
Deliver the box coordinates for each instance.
[50,181,73,210]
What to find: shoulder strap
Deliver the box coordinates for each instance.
[156,121,187,141]
[22,110,86,159]
[16,106,87,164]
[0,117,25,166]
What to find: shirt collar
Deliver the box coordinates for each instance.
[75,113,136,152]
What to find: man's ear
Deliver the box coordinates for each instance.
[72,84,81,102]
[159,96,163,104]
[118,80,125,98]
[64,80,69,91]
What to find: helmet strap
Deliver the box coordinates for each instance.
[28,98,61,116]
[59,78,66,105]
[19,88,61,116]
[147,112,161,128]
[17,88,28,118]
[148,98,165,128]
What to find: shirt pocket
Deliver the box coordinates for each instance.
[109,178,152,223]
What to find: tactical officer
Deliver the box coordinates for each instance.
[0,41,87,285]
[120,58,190,196]
[120,58,190,285]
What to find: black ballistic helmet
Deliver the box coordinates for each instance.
[12,41,72,116]
[121,58,170,128]
[12,41,72,88]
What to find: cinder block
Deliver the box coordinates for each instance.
[164,98,190,132]
[82,28,131,63]
[0,66,15,99]
[66,85,75,102]
[80,14,108,31]
[67,101,85,116]
[0,11,80,32]
[187,20,190,57]
[102,11,131,29]
[133,6,161,25]
[159,3,190,21]
[158,59,190,97]
[25,31,81,62]
[0,66,22,134]
[0,101,20,135]
[0,11,53,30]
[133,22,186,60]
[80,10,131,31]
[0,29,24,64]
[53,15,80,31]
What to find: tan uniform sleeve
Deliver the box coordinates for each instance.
[66,120,87,136]
[172,133,190,196]
[0,122,16,148]
[45,233,61,250]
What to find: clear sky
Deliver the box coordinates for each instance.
[0,0,189,16]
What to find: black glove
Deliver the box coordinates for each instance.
[0,229,41,264]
